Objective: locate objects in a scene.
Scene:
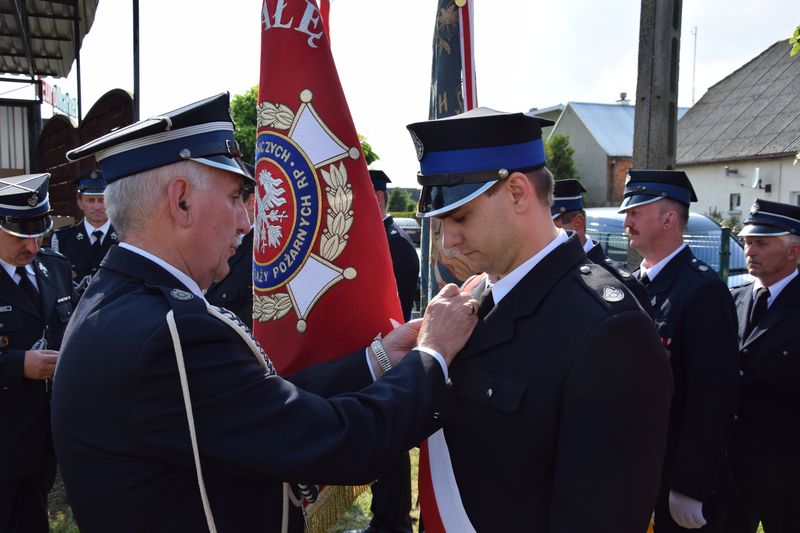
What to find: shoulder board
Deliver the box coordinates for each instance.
[576,262,638,310]
[39,247,69,261]
[688,257,718,277]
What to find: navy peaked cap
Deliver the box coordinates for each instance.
[618,169,697,213]
[739,199,800,237]
[66,93,253,184]
[407,107,554,217]
[75,169,107,195]
[369,170,391,192]
[551,179,587,219]
[0,173,53,238]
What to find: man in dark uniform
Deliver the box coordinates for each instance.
[619,169,740,532]
[358,169,421,533]
[0,173,76,532]
[51,170,118,293]
[369,170,419,322]
[50,94,479,533]
[723,199,800,533]
[205,180,256,325]
[407,108,673,533]
[551,178,653,317]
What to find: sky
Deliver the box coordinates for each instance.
[11,0,800,188]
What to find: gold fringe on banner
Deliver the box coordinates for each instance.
[303,483,372,533]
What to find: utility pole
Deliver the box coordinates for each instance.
[632,0,683,170]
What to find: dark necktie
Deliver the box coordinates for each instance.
[16,266,41,315]
[640,272,651,286]
[92,230,104,253]
[477,284,495,319]
[746,286,770,337]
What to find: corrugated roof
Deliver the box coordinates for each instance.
[566,102,688,158]
[0,0,98,78]
[677,40,800,165]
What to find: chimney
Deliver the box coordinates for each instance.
[616,92,630,105]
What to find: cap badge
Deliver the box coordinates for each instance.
[27,193,38,206]
[410,130,424,161]
[170,289,194,301]
[750,204,759,214]
[602,286,625,302]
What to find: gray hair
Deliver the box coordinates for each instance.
[105,161,213,240]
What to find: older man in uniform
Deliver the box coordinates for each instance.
[0,174,76,532]
[51,170,118,293]
[723,199,800,533]
[50,93,478,533]
[619,170,740,531]
[408,108,673,533]
[551,178,653,317]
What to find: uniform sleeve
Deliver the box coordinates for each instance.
[0,349,27,390]
[550,310,673,533]
[670,278,740,499]
[132,313,445,486]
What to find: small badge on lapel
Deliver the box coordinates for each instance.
[37,262,49,278]
[0,336,8,348]
[109,232,118,241]
[170,289,194,301]
[602,286,625,302]
[76,232,84,241]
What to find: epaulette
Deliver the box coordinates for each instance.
[688,257,717,278]
[576,262,638,312]
[601,256,634,280]
[39,247,70,261]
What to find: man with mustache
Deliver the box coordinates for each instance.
[50,94,479,532]
[619,170,739,532]
[723,199,800,533]
[0,174,76,532]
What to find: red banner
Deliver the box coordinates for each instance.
[253,0,402,376]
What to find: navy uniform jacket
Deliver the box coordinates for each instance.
[586,241,655,318]
[51,220,118,280]
[0,249,76,481]
[51,246,446,533]
[634,246,740,503]
[730,275,800,494]
[437,235,673,533]
[206,230,253,325]
[385,216,419,321]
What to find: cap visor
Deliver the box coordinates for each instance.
[738,224,790,237]
[617,194,663,213]
[417,181,496,218]
[192,155,254,183]
[0,215,53,238]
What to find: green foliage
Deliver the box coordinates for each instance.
[545,134,580,181]
[790,26,800,57]
[360,135,380,165]
[230,86,258,166]
[387,187,412,212]
[389,210,418,219]
[707,207,742,234]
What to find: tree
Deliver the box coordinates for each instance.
[387,188,412,212]
[790,25,800,57]
[360,135,380,165]
[545,134,580,181]
[230,86,258,166]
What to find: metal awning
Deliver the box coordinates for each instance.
[0,0,98,78]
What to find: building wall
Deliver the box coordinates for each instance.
[678,156,800,220]
[551,105,608,206]
[608,157,633,205]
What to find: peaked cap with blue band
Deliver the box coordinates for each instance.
[75,169,107,195]
[738,199,800,237]
[0,173,53,238]
[407,107,554,218]
[66,93,253,184]
[551,179,587,219]
[618,169,698,213]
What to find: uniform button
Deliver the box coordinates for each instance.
[222,293,227,298]
[486,388,493,398]
[782,350,789,356]
[733,414,739,421]
[433,411,440,420]
[742,348,749,355]
[739,370,744,376]
[579,265,591,275]
[446,378,453,388]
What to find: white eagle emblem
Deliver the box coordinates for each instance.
[255,169,288,253]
